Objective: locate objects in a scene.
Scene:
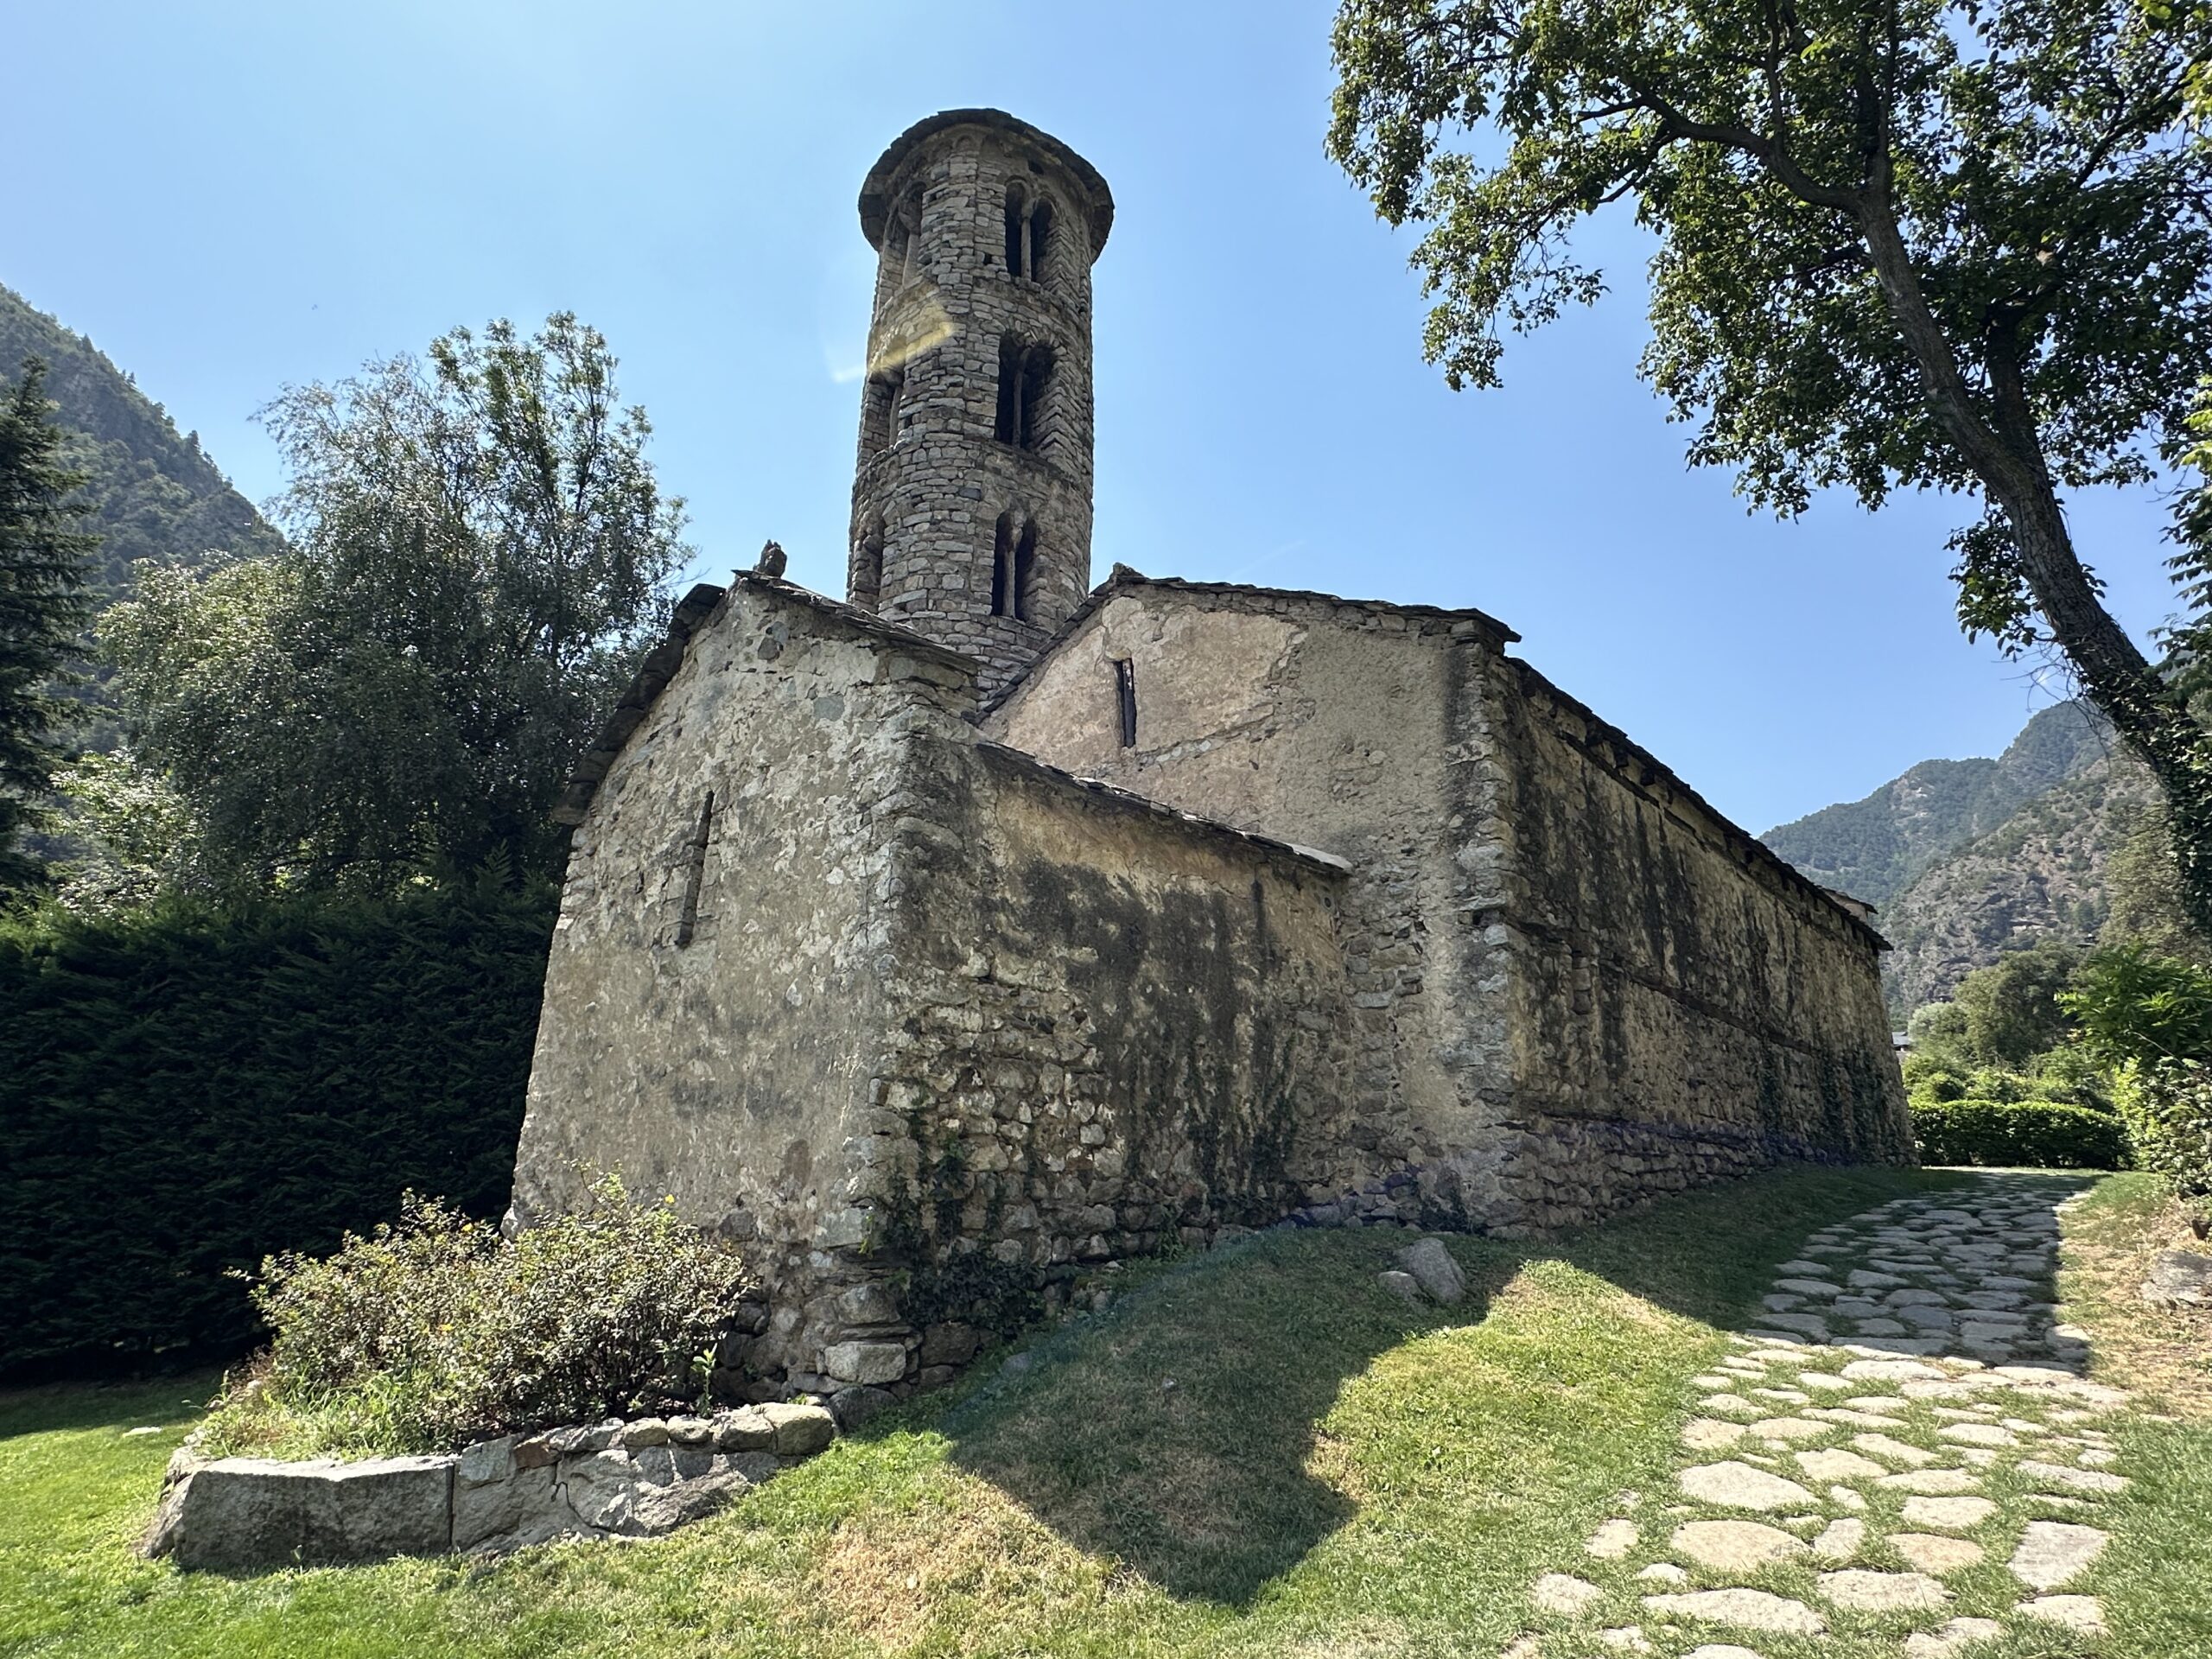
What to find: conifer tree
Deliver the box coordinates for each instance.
[0,359,94,888]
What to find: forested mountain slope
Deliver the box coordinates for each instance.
[1876,754,2153,1014]
[1762,701,2113,911]
[0,282,282,601]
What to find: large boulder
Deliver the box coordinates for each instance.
[144,1455,456,1570]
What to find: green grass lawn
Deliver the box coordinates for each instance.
[4,1164,2206,1658]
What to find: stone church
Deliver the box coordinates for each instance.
[508,109,1908,1399]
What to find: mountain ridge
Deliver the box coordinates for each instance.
[1762,701,2139,1014]
[0,281,283,602]
[1762,700,2113,912]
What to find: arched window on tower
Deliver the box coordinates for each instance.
[1027,195,1053,284]
[852,514,885,609]
[1002,182,1055,282]
[1004,182,1029,276]
[1018,345,1052,450]
[861,364,905,454]
[995,337,1054,452]
[989,512,1042,622]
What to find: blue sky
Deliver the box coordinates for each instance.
[6,0,2178,834]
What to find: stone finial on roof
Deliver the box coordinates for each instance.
[754,540,788,579]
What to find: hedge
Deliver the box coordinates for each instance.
[1911,1096,2132,1171]
[2115,1058,2212,1200]
[0,878,555,1373]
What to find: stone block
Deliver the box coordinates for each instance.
[836,1282,903,1325]
[830,1385,899,1431]
[457,1435,515,1487]
[1397,1237,1467,1305]
[823,1339,909,1385]
[560,1450,642,1532]
[148,1455,456,1570]
[759,1402,836,1456]
[918,1321,982,1366]
[453,1463,556,1551]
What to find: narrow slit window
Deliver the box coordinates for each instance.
[1114,660,1137,748]
[676,791,715,947]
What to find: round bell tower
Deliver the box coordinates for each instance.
[847,109,1112,693]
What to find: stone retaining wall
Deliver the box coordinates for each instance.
[143,1403,836,1571]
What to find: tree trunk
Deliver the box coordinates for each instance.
[1855,200,2212,943]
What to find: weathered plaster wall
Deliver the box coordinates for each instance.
[852,735,1356,1376]
[1482,658,1911,1225]
[983,582,1520,1217]
[511,577,975,1387]
[986,576,1908,1234]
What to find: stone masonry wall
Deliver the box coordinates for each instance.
[1479,656,1911,1225]
[511,575,977,1389]
[847,116,1103,693]
[985,575,1909,1236]
[519,575,1360,1401]
[845,734,1357,1376]
[983,581,1523,1221]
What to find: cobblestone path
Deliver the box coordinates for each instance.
[1506,1173,2136,1657]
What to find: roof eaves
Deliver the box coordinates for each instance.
[981,564,1522,718]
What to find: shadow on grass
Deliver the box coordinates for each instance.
[0,1370,219,1442]
[936,1162,2005,1606]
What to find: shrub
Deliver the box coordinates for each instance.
[2062,944,2212,1069]
[2113,1059,2212,1202]
[0,877,554,1372]
[218,1177,755,1455]
[1903,1063,1968,1106]
[1911,1097,2131,1171]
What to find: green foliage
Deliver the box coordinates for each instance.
[2058,945,2212,1194]
[1905,1001,1972,1069]
[2099,801,2212,963]
[1904,1058,2114,1117]
[1955,940,2082,1066]
[1904,1066,1968,1108]
[105,313,689,893]
[0,876,555,1370]
[209,1177,754,1455]
[1904,942,2087,1074]
[1327,0,2212,941]
[2113,1058,2212,1199]
[2062,943,2212,1066]
[43,747,201,913]
[0,359,96,888]
[1327,0,2211,509]
[895,1249,1043,1341]
[1911,1097,2132,1168]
